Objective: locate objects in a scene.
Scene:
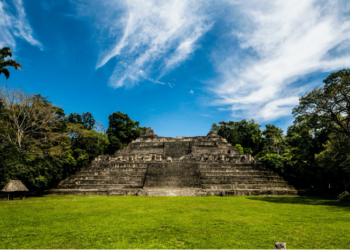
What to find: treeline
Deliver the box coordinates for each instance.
[212,69,350,194]
[0,85,145,191]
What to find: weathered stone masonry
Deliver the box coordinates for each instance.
[52,128,299,196]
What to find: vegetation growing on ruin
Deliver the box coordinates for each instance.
[0,195,349,249]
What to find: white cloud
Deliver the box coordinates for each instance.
[0,0,42,50]
[76,0,214,88]
[189,90,194,94]
[75,0,350,123]
[212,0,350,121]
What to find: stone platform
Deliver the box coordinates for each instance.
[51,129,300,196]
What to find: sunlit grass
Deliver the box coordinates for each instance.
[0,195,349,249]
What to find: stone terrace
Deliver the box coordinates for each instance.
[52,128,299,196]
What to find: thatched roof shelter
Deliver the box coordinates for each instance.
[1,180,29,192]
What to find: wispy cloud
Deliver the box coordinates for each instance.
[75,0,214,88]
[0,0,42,50]
[212,0,350,121]
[75,0,350,123]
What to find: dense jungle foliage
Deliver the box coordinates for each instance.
[0,47,349,195]
[0,86,145,191]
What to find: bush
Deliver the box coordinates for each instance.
[235,144,244,154]
[259,153,286,173]
[338,191,350,201]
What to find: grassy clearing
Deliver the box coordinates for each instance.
[0,195,349,249]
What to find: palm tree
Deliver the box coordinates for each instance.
[0,47,22,79]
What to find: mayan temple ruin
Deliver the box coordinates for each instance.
[52,128,299,196]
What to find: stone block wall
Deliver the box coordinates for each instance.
[144,162,201,188]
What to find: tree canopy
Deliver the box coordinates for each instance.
[211,119,262,155]
[0,85,144,190]
[106,111,146,154]
[293,69,350,138]
[0,47,22,79]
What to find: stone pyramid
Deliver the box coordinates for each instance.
[52,128,299,196]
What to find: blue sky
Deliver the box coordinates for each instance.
[1,0,350,137]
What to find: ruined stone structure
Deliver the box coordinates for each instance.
[52,128,299,196]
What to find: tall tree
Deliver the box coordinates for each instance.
[0,47,22,79]
[315,132,350,191]
[291,69,350,191]
[0,85,70,190]
[106,111,146,154]
[211,119,262,155]
[68,112,95,130]
[0,85,66,155]
[292,69,350,139]
[261,124,285,155]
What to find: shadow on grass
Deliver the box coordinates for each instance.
[247,196,350,210]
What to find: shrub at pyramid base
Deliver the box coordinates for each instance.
[52,128,299,196]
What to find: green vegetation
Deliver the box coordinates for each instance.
[0,195,349,249]
[106,111,146,155]
[0,47,147,191]
[212,69,350,195]
[0,86,143,191]
[0,47,22,79]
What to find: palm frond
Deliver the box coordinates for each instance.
[0,59,22,70]
[0,68,10,79]
[0,47,12,60]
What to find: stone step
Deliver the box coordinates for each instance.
[73,179,144,185]
[202,184,295,190]
[200,169,276,173]
[50,188,300,196]
[137,188,206,197]
[206,189,299,196]
[201,176,286,184]
[71,175,146,180]
[50,188,140,196]
[144,180,202,188]
[50,189,108,195]
[57,184,144,189]
[80,167,147,172]
[199,167,270,172]
[200,163,265,167]
[200,172,280,177]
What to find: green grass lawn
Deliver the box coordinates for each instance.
[0,195,349,249]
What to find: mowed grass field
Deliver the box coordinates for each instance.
[0,195,349,249]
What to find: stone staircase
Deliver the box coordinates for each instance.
[53,160,298,196]
[54,162,148,195]
[51,128,300,196]
[199,163,297,196]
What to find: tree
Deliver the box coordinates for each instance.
[291,69,350,192]
[211,119,262,155]
[316,132,350,191]
[0,85,70,190]
[259,153,286,173]
[261,124,285,155]
[106,111,146,154]
[0,47,22,79]
[65,122,109,175]
[0,84,66,155]
[68,112,95,130]
[292,69,350,139]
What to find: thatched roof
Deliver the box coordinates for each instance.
[1,180,29,192]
